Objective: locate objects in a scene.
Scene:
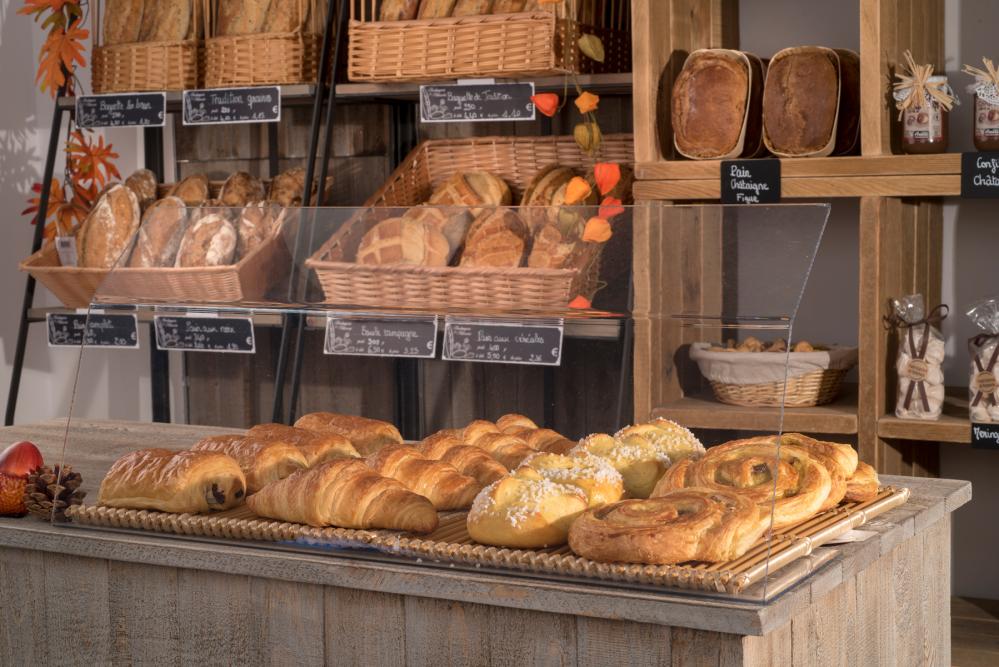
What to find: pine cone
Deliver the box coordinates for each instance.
[22,465,86,522]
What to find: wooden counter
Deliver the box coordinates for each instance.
[0,421,972,666]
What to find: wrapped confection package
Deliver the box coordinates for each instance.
[886,295,948,420]
[968,297,999,423]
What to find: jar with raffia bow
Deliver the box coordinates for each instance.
[893,50,959,154]
[883,294,948,420]
[968,297,999,423]
[963,58,999,152]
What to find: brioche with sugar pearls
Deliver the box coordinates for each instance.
[466,475,588,548]
[571,433,672,499]
[516,453,623,507]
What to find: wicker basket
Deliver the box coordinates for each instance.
[347,0,630,82]
[92,0,203,93]
[20,182,291,309]
[305,133,634,311]
[204,0,324,87]
[689,343,858,408]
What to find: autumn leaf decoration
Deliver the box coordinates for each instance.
[19,0,87,97]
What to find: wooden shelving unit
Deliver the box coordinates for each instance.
[878,393,972,444]
[630,0,950,478]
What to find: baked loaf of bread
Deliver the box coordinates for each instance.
[237,201,282,259]
[672,49,765,160]
[138,0,192,43]
[192,434,308,494]
[403,206,472,255]
[571,433,671,499]
[652,433,855,528]
[416,432,507,486]
[128,196,188,268]
[763,47,841,157]
[492,0,527,11]
[104,0,145,45]
[217,0,271,36]
[168,173,210,206]
[267,167,307,207]
[568,488,769,564]
[78,184,141,269]
[219,171,266,208]
[845,461,879,502]
[453,0,494,15]
[294,412,404,455]
[356,217,450,266]
[466,474,588,548]
[428,172,512,213]
[247,459,439,532]
[99,448,246,513]
[459,208,528,268]
[174,214,237,267]
[366,444,482,510]
[125,169,158,211]
[418,0,458,19]
[380,0,421,20]
[247,423,360,466]
[516,453,623,507]
[520,165,577,233]
[262,0,307,33]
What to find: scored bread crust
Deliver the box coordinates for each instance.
[128,196,188,267]
[355,217,451,266]
[459,208,528,268]
[79,184,142,269]
[104,0,146,45]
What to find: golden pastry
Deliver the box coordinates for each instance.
[366,444,481,510]
[516,452,623,507]
[192,434,308,494]
[294,412,403,455]
[571,433,671,499]
[247,423,360,466]
[466,475,588,548]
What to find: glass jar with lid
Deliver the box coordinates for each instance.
[900,75,951,154]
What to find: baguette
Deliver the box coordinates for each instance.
[247,459,439,531]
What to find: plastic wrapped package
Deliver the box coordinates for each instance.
[968,297,999,423]
[886,295,948,420]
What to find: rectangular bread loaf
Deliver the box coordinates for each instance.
[762,46,841,157]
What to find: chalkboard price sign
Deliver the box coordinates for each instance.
[420,82,535,123]
[154,316,255,353]
[182,86,281,125]
[442,318,563,366]
[324,314,438,359]
[972,422,999,449]
[76,93,166,128]
[720,159,781,204]
[47,312,139,348]
[961,152,999,198]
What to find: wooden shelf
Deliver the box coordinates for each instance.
[56,85,318,111]
[633,154,962,200]
[651,388,858,435]
[877,394,972,444]
[335,73,633,102]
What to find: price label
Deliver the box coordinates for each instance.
[154,315,255,353]
[720,159,781,204]
[420,82,535,123]
[324,314,438,359]
[47,313,139,348]
[182,86,281,125]
[972,422,999,449]
[76,92,166,128]
[442,318,563,366]
[961,152,999,198]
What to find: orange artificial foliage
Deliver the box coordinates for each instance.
[36,19,87,96]
[568,296,592,309]
[582,217,612,243]
[531,93,560,117]
[67,130,120,188]
[598,196,625,220]
[21,180,89,240]
[594,162,621,195]
[574,91,600,115]
[564,177,592,205]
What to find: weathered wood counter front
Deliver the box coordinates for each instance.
[0,421,971,665]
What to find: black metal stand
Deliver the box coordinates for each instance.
[5,90,68,426]
[144,126,172,422]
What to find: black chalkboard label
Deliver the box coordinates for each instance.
[961,152,999,198]
[47,313,139,348]
[324,314,438,359]
[442,318,562,366]
[972,422,999,449]
[154,316,255,353]
[721,159,781,204]
[182,86,281,125]
[76,93,166,128]
[420,82,535,123]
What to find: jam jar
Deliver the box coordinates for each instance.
[974,87,999,151]
[901,75,950,154]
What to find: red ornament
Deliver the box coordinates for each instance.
[0,441,44,478]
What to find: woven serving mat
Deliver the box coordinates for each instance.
[67,487,908,594]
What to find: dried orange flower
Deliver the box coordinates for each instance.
[564,177,592,205]
[582,217,612,243]
[594,162,621,195]
[569,295,592,309]
[575,91,600,114]
[531,93,559,117]
[598,196,624,220]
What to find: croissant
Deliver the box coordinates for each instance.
[568,488,770,564]
[466,475,588,548]
[652,434,847,529]
[523,428,566,450]
[614,418,705,463]
[417,433,507,486]
[571,433,671,499]
[845,461,879,502]
[516,452,623,507]
[247,459,439,532]
[99,449,247,513]
[294,412,403,455]
[366,445,482,510]
[469,432,536,470]
[462,419,501,444]
[248,423,360,466]
[192,435,308,494]
[496,413,538,434]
